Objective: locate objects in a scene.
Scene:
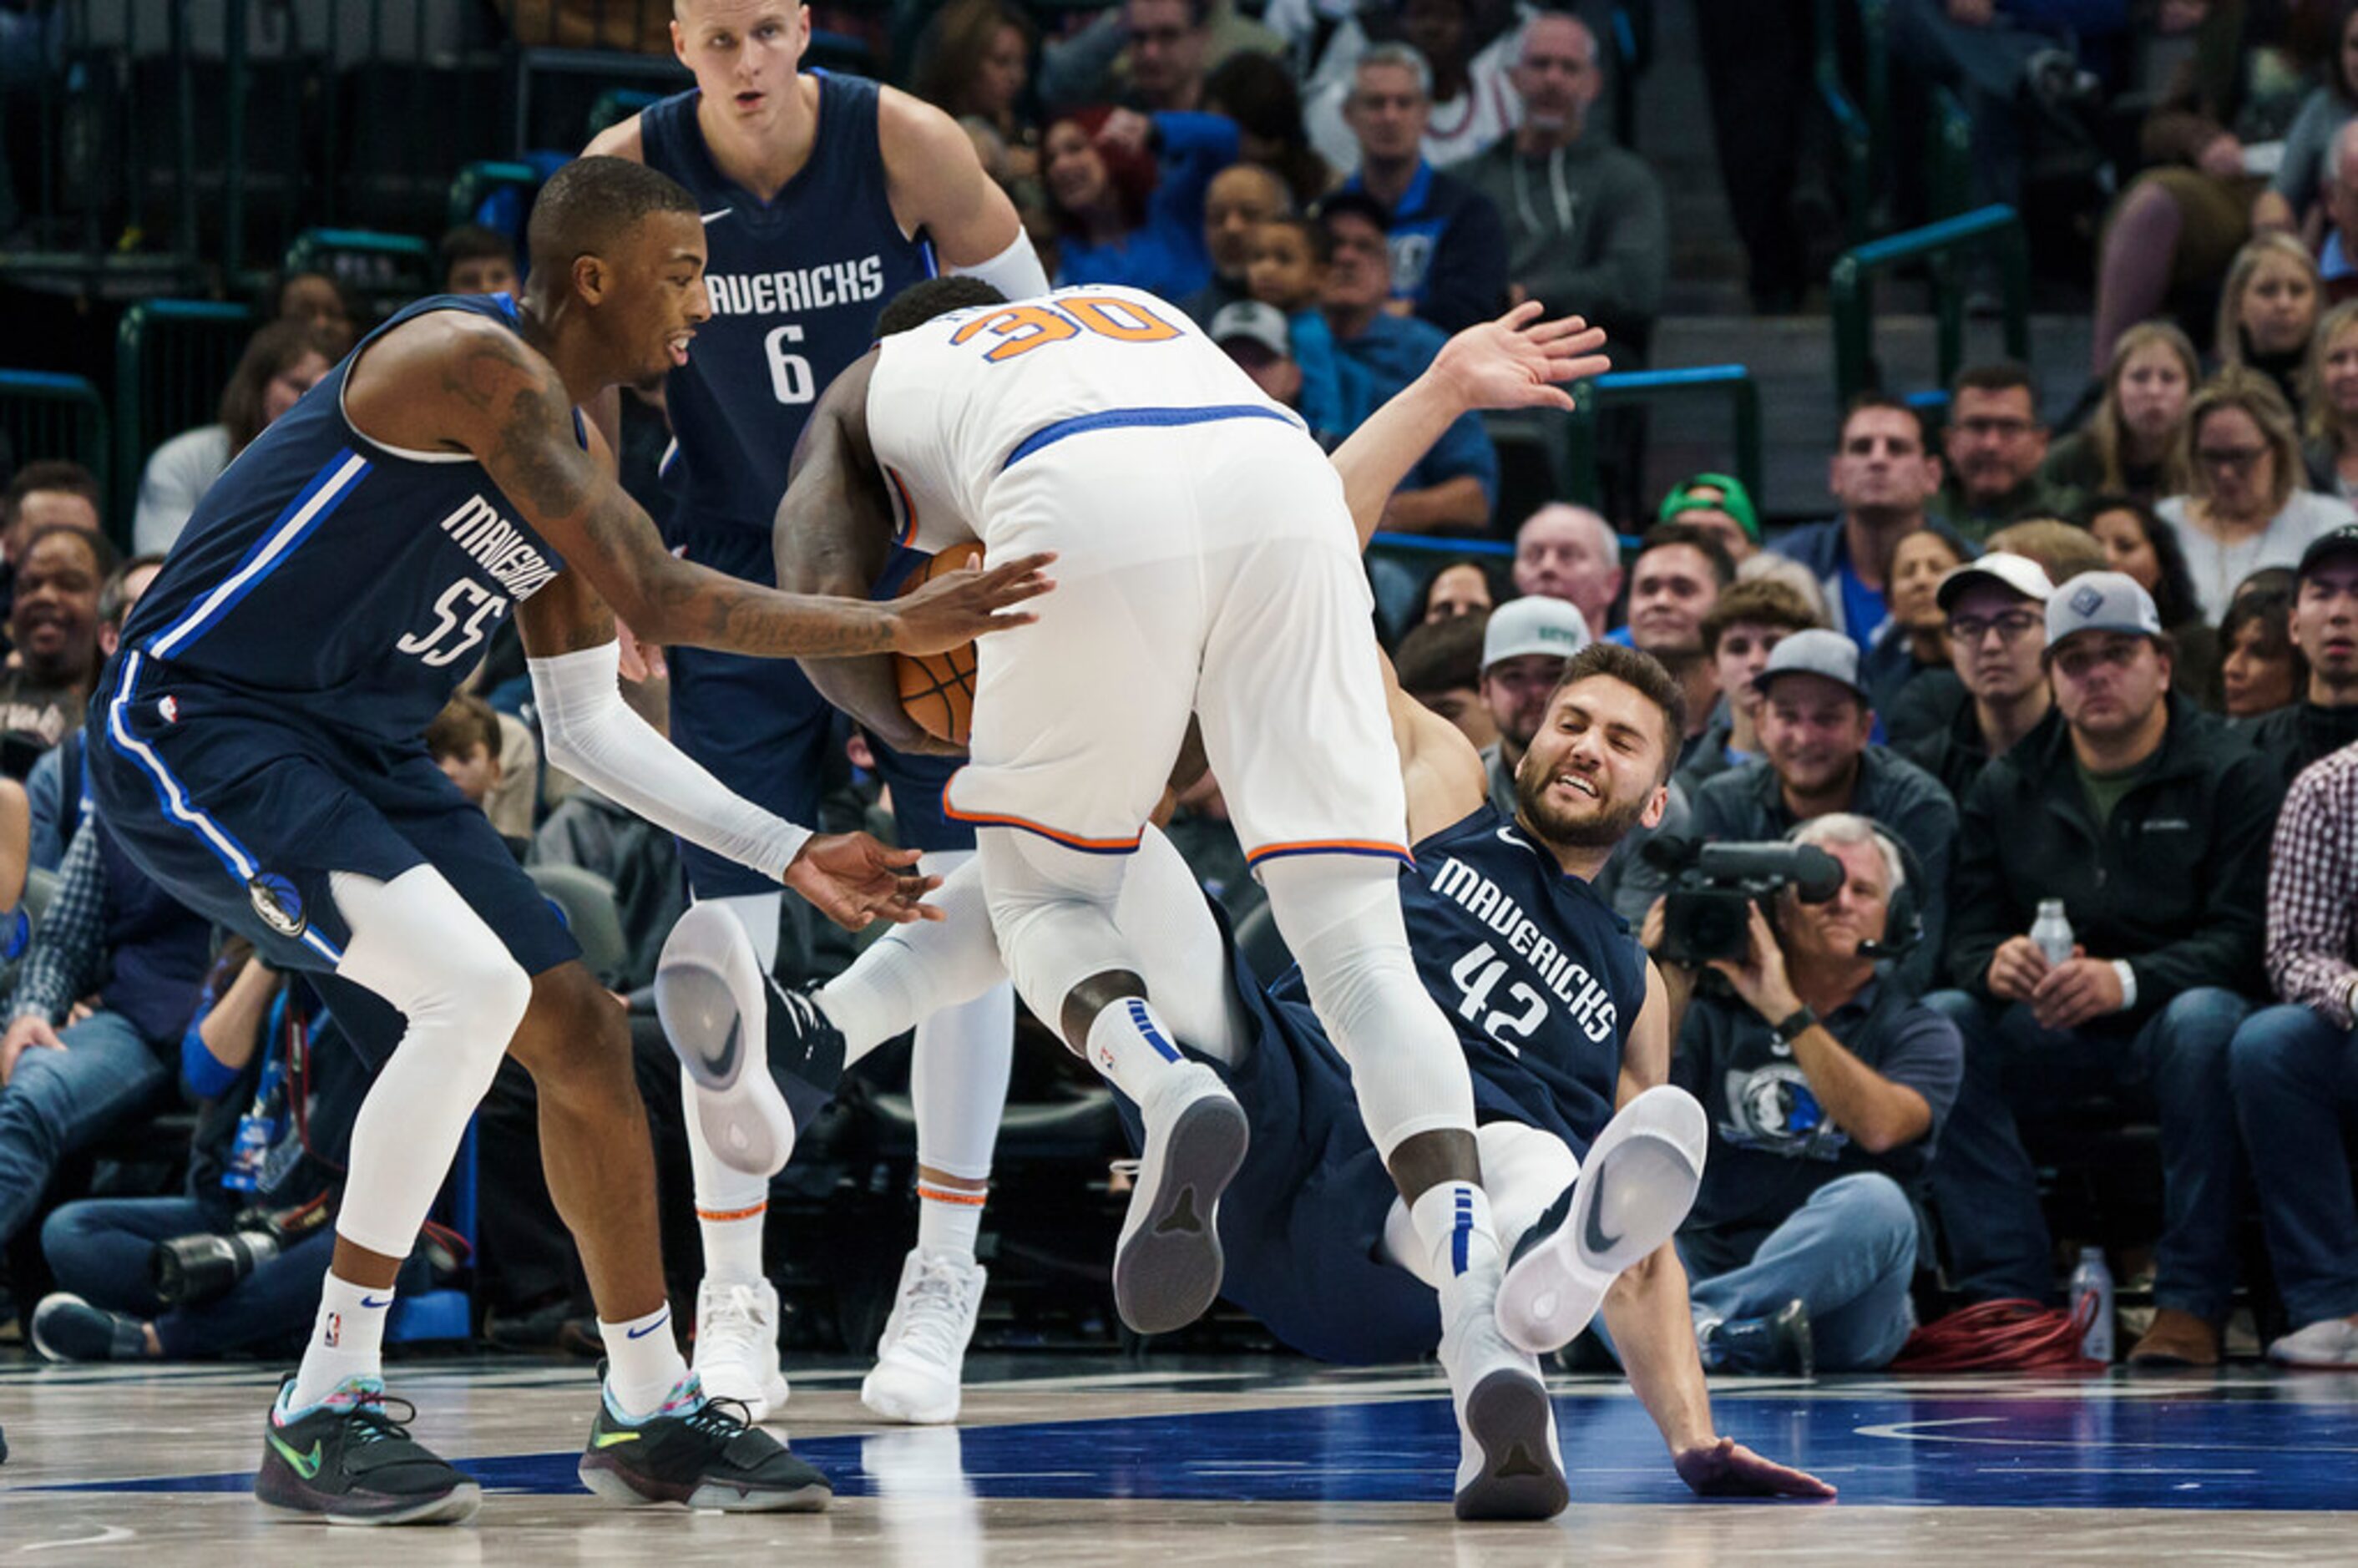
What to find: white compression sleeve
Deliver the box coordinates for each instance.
[949,228,1052,301]
[529,641,811,881]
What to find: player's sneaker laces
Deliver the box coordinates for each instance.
[1440,1270,1569,1521]
[692,1278,790,1422]
[863,1247,988,1425]
[1497,1085,1708,1355]
[253,1375,481,1526]
[1114,1059,1249,1336]
[656,901,846,1178]
[578,1367,831,1512]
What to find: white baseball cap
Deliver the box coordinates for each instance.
[1481,595,1592,670]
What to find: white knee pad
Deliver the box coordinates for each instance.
[910,849,1016,1181]
[330,867,535,1257]
[1257,854,1475,1160]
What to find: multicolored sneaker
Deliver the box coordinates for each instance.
[578,1369,832,1512]
[253,1376,481,1526]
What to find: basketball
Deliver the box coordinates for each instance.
[895,542,984,746]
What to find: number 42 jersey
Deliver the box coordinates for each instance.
[117,293,570,748]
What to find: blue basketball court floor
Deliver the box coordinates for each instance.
[3,1353,2353,1561]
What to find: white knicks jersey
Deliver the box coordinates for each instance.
[865,285,1307,554]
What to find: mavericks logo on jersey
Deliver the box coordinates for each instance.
[705,255,888,316]
[436,494,555,599]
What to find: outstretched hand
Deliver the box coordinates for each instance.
[1673,1436,1838,1500]
[783,832,945,930]
[1430,301,1612,416]
[889,551,1057,655]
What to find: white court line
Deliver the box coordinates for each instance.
[1856,1416,2358,1454]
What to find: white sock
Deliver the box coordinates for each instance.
[285,1272,393,1412]
[1409,1181,1501,1316]
[685,1061,772,1287]
[600,1302,690,1420]
[915,1178,987,1261]
[1084,996,1187,1103]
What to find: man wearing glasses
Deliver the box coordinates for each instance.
[1926,572,2281,1367]
[1930,364,2069,542]
[1905,552,2057,804]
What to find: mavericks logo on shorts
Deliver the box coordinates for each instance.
[248,873,307,939]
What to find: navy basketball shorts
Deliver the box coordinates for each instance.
[87,651,578,981]
[663,518,970,899]
[1110,908,1443,1365]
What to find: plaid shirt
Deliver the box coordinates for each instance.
[2265,742,2358,1029]
[8,818,106,1026]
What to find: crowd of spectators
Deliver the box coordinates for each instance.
[7,0,2358,1380]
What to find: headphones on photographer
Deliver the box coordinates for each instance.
[1777,820,1926,962]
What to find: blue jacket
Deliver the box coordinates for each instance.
[1333,313,1499,511]
[1054,112,1237,302]
[1343,160,1510,333]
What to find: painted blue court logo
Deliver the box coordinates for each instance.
[247,873,306,939]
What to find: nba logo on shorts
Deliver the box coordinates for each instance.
[156,695,179,724]
[249,873,306,939]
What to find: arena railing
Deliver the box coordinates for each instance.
[1830,205,2031,411]
[1564,365,1763,514]
[112,298,254,532]
[447,160,545,233]
[0,372,112,513]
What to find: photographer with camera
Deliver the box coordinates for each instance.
[1926,572,2278,1367]
[28,942,409,1363]
[1639,816,1961,1376]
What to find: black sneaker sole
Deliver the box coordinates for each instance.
[1454,1369,1569,1522]
[1112,1091,1249,1337]
[577,1453,831,1513]
[255,1468,483,1527]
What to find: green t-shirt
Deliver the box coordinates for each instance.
[2076,751,2160,830]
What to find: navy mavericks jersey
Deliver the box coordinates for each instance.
[118,293,570,748]
[1279,805,1645,1159]
[640,73,938,536]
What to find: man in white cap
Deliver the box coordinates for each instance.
[1686,628,1957,996]
[1905,552,2057,805]
[1927,571,2279,1367]
[1478,595,1591,818]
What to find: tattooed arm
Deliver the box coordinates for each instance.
[342,311,1050,658]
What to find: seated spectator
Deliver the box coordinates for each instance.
[1316,194,1499,531]
[132,321,339,555]
[1242,216,1349,437]
[2231,736,2358,1367]
[28,943,407,1363]
[2245,527,2358,779]
[0,809,215,1271]
[909,0,1040,180]
[1393,610,1497,751]
[1906,553,2057,805]
[1202,51,1332,209]
[0,525,109,780]
[2043,322,2198,508]
[1184,162,1293,322]
[1737,549,1831,623]
[1981,517,2106,584]
[2160,369,2355,623]
[269,270,356,352]
[1044,104,1237,299]
[2087,493,2221,707]
[1654,814,1964,1375]
[2315,119,2358,304]
[438,224,519,296]
[1619,523,1734,762]
[2219,586,2305,720]
[2305,301,2358,499]
[1688,630,1958,996]
[1680,578,1820,792]
[0,461,102,637]
[1880,521,2092,751]
[1931,363,2065,539]
[1416,558,1498,625]
[428,693,527,861]
[1391,0,1521,168]
[1657,473,1761,565]
[2217,234,2324,412]
[1475,594,1591,819]
[2250,3,2358,247]
[24,554,159,872]
[1927,573,2275,1366]
[1333,45,1508,333]
[1773,397,1949,654]
[1867,527,1968,716]
[1510,501,1622,637]
[1461,13,1665,368]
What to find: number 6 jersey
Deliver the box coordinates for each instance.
[117,292,571,747]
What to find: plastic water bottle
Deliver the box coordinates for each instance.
[2070,1246,2116,1363]
[2032,898,2075,968]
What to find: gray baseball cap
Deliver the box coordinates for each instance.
[1481,594,1591,670]
[2045,569,2163,650]
[1937,550,2055,612]
[1752,625,1869,701]
[1208,301,1292,362]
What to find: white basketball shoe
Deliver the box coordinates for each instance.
[1440,1259,1569,1521]
[692,1277,791,1422]
[862,1247,988,1425]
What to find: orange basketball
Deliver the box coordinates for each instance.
[894,542,984,747]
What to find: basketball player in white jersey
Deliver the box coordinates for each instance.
[726,281,1616,1515]
[584,0,1052,1421]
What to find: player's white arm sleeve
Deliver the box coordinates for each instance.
[529,642,812,881]
[950,229,1051,301]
